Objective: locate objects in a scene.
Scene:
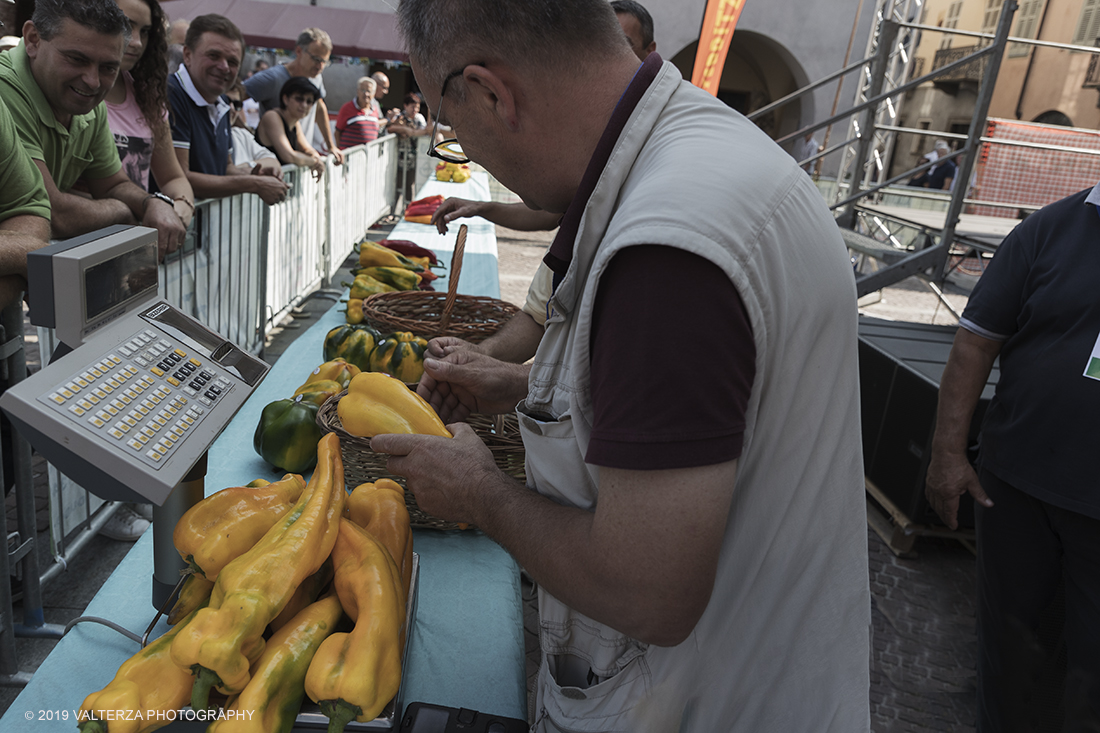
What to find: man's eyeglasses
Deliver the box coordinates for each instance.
[305,50,331,68]
[427,67,471,165]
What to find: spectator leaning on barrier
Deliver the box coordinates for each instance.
[334,76,380,149]
[374,1,872,731]
[254,76,326,180]
[0,101,50,312]
[224,81,282,171]
[386,92,428,207]
[0,0,186,260]
[105,0,194,229]
[925,183,1100,731]
[167,14,288,206]
[243,27,344,166]
[370,71,390,124]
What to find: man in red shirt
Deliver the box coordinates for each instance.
[334,76,380,149]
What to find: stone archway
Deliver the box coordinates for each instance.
[669,30,812,141]
[1032,110,1073,127]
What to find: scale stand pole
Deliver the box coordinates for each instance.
[151,452,207,610]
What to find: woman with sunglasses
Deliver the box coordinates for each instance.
[104,0,194,228]
[254,77,326,180]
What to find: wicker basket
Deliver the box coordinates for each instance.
[361,224,520,343]
[316,390,526,531]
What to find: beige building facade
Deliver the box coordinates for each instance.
[891,0,1100,177]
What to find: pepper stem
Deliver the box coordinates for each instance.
[190,665,222,710]
[78,721,106,733]
[319,698,362,733]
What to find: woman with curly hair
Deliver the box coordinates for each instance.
[105,0,194,227]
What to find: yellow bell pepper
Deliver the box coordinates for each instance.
[344,480,413,604]
[209,594,345,733]
[305,519,405,730]
[77,603,207,733]
[293,380,344,407]
[337,372,452,438]
[172,473,306,580]
[172,434,346,709]
[344,298,365,325]
[302,358,361,390]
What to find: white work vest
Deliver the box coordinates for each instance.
[521,60,871,732]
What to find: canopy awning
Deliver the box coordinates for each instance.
[161,0,408,61]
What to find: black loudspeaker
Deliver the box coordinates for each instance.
[858,317,999,529]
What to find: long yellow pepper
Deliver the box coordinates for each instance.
[78,602,208,733]
[171,434,346,710]
[173,473,306,579]
[337,372,451,438]
[208,594,345,733]
[305,519,405,732]
[344,480,413,604]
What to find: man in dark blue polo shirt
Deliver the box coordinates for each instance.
[168,14,287,205]
[927,183,1100,731]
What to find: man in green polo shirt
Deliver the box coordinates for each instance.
[0,0,185,259]
[0,99,50,311]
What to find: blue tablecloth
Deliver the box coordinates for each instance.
[0,173,526,729]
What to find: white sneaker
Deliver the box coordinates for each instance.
[130,503,154,522]
[99,506,151,542]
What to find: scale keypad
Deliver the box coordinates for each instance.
[43,329,232,469]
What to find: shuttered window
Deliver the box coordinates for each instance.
[982,0,1004,35]
[1072,0,1100,46]
[1010,0,1044,57]
[941,1,964,49]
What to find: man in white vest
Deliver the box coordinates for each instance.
[373,1,872,730]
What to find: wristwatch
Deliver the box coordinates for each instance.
[142,191,175,212]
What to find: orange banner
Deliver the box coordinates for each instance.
[691,0,746,96]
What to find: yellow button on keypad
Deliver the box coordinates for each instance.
[150,366,165,377]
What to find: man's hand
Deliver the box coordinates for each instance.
[142,197,187,259]
[307,155,326,181]
[252,159,285,181]
[250,170,290,205]
[432,197,484,234]
[925,450,991,530]
[424,336,478,359]
[329,148,344,166]
[415,350,529,423]
[371,423,502,525]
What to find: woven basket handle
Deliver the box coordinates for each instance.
[439,224,467,330]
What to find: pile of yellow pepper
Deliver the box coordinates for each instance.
[77,433,418,733]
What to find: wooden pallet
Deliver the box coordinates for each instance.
[865,477,976,557]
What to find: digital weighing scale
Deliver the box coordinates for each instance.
[0,225,269,607]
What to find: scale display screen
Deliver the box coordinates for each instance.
[84,243,158,322]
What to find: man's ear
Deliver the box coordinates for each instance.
[462,65,519,131]
[22,21,40,59]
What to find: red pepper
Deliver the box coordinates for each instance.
[404,202,440,217]
[409,195,444,207]
[378,240,439,265]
